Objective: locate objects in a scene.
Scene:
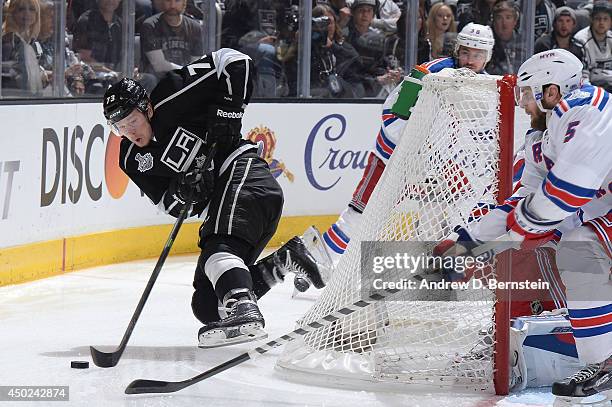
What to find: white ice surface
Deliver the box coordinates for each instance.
[1,253,559,407]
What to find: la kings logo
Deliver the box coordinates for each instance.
[135,152,154,172]
[161,127,203,173]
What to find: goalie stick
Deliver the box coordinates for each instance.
[124,234,517,394]
[90,144,216,368]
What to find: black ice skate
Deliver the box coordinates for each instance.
[552,356,612,407]
[198,289,267,348]
[260,233,327,293]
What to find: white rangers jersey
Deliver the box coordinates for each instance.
[374,57,460,163]
[525,84,612,225]
[470,84,612,241]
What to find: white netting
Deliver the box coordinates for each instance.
[278,69,510,392]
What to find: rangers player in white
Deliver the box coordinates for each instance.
[438,49,611,405]
[299,24,496,276]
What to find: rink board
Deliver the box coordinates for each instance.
[0,102,528,286]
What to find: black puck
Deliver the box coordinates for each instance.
[293,276,311,292]
[71,360,89,369]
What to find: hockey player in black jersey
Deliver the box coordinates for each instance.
[102,48,325,348]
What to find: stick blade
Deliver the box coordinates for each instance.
[125,379,183,394]
[90,346,119,368]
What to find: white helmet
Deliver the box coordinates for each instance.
[516,49,583,112]
[455,23,495,63]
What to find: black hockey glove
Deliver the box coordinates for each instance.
[162,171,213,219]
[206,104,244,148]
[160,184,192,219]
[177,165,215,203]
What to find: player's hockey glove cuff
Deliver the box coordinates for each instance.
[178,166,215,202]
[161,171,213,219]
[506,194,561,250]
[159,188,193,219]
[433,226,481,258]
[428,226,482,281]
[206,104,244,149]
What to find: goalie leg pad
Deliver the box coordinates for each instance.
[511,314,582,390]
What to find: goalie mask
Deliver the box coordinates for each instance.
[103,78,150,127]
[516,49,583,113]
[455,23,495,64]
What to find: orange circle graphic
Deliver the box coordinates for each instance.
[105,132,129,199]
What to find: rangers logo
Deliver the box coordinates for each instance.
[135,152,154,172]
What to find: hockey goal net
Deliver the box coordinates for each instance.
[277,69,515,395]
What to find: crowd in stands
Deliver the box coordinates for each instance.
[1,0,611,99]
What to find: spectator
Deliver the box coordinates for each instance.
[573,5,592,33]
[486,0,524,75]
[371,0,402,34]
[534,6,584,60]
[430,0,459,14]
[311,4,364,98]
[38,0,97,96]
[185,0,204,20]
[575,1,612,91]
[38,0,69,93]
[38,0,55,72]
[221,0,291,97]
[347,0,395,97]
[383,4,431,67]
[533,0,557,39]
[417,5,432,64]
[221,0,284,50]
[140,0,203,79]
[67,0,97,31]
[68,0,153,33]
[72,0,122,75]
[328,0,351,31]
[1,0,45,96]
[151,0,201,19]
[456,0,496,31]
[426,2,457,59]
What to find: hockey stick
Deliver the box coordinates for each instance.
[91,145,216,368]
[125,235,517,393]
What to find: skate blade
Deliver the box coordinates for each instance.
[553,392,612,407]
[198,322,268,349]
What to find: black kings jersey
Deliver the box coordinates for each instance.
[118,48,257,206]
